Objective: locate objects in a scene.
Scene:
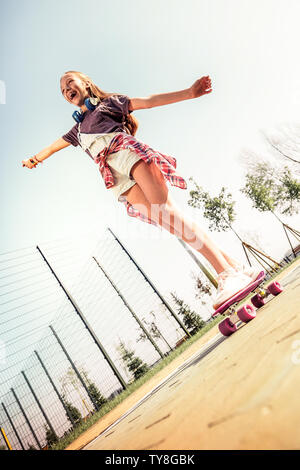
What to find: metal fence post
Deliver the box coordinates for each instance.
[1,402,25,450]
[50,325,106,411]
[21,371,56,439]
[93,256,165,358]
[34,350,76,426]
[10,388,42,450]
[107,228,191,337]
[36,245,127,390]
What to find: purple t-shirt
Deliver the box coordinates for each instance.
[62,94,133,147]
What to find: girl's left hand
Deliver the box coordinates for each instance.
[22,158,38,169]
[190,76,212,98]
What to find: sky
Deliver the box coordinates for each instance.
[1,0,300,318]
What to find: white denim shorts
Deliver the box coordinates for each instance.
[88,132,141,201]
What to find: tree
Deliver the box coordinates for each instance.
[241,162,300,216]
[170,292,205,333]
[188,176,282,269]
[137,311,172,351]
[61,395,82,425]
[86,383,107,411]
[241,163,279,212]
[27,444,37,450]
[191,273,213,305]
[238,230,265,254]
[277,167,300,215]
[60,367,92,415]
[60,365,107,415]
[188,179,236,232]
[188,179,248,257]
[45,425,58,447]
[118,342,149,381]
[241,161,300,259]
[262,123,300,175]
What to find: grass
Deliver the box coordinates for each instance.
[50,315,223,450]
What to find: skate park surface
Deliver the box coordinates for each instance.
[66,259,300,450]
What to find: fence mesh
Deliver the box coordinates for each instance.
[0,228,211,450]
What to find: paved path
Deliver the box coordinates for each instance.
[69,261,300,450]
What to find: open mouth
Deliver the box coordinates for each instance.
[69,90,77,101]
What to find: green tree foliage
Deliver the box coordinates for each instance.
[241,163,300,216]
[45,425,58,447]
[60,365,106,414]
[137,319,161,342]
[129,358,149,380]
[188,178,236,231]
[27,444,37,450]
[170,292,205,333]
[86,383,107,411]
[187,175,276,266]
[62,396,82,425]
[118,342,149,381]
[241,164,278,212]
[278,168,300,215]
[136,311,172,351]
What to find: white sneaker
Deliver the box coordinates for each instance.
[213,267,253,310]
[234,263,265,282]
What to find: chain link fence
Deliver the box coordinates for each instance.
[0,228,212,450]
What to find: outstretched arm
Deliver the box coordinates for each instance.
[129,76,212,111]
[22,138,71,169]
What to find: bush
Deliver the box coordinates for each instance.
[87,383,107,411]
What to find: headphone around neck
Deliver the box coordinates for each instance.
[72,97,99,123]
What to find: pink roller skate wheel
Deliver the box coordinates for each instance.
[251,293,265,308]
[237,304,256,323]
[267,281,283,296]
[218,318,237,336]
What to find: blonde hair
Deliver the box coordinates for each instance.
[61,70,138,136]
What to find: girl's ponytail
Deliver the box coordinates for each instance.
[124,113,138,136]
[62,71,139,136]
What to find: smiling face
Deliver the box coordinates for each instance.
[60,73,90,107]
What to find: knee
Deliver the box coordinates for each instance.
[150,194,168,206]
[149,200,182,227]
[149,198,176,218]
[161,196,178,213]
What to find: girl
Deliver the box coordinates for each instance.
[22,71,262,309]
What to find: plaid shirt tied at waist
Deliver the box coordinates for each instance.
[94,133,187,226]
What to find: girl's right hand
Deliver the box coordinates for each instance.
[22,158,38,169]
[190,76,212,98]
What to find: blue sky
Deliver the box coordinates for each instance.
[1,0,300,316]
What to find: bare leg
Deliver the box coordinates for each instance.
[219,250,239,268]
[159,193,240,268]
[123,161,235,274]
